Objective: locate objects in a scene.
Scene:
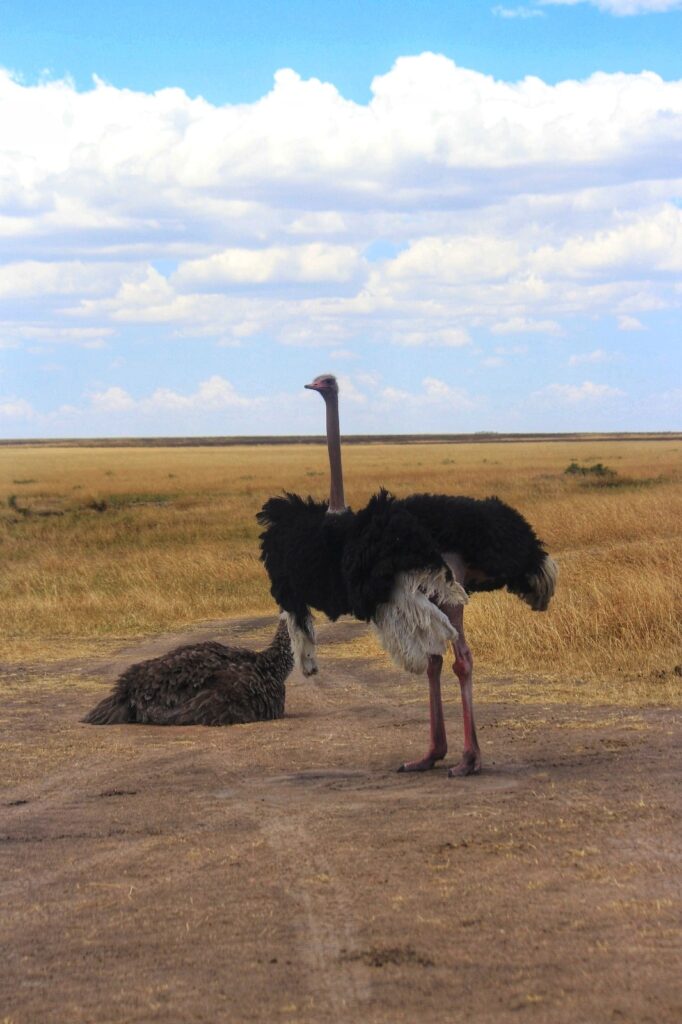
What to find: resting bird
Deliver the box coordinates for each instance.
[82,616,293,726]
[258,374,557,777]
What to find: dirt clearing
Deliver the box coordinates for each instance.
[2,616,680,1024]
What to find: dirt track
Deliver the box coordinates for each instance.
[2,616,680,1024]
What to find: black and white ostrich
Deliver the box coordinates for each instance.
[258,374,557,777]
[82,616,293,726]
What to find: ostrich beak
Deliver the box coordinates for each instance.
[305,374,337,395]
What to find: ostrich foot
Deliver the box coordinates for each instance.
[398,749,446,773]
[447,749,482,777]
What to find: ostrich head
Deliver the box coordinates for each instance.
[304,373,338,397]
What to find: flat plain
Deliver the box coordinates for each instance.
[1,438,680,1023]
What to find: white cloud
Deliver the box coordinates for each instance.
[385,236,521,285]
[0,324,114,348]
[389,327,471,348]
[90,386,135,412]
[495,343,529,354]
[90,376,263,415]
[3,58,682,244]
[492,5,545,17]
[530,206,682,278]
[568,348,616,364]
[1,54,682,384]
[173,244,363,289]
[535,380,625,401]
[0,261,125,300]
[289,212,349,236]
[329,348,358,360]
[491,317,563,335]
[540,1,682,13]
[334,374,369,404]
[146,376,261,411]
[617,314,646,330]
[423,377,473,401]
[0,398,34,418]
[378,377,479,411]
[11,374,449,435]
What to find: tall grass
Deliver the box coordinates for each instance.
[1,440,680,697]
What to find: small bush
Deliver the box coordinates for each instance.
[565,461,615,478]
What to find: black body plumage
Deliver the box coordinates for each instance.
[399,493,549,600]
[258,488,553,635]
[82,618,293,726]
[257,493,353,626]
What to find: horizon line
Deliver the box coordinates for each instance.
[1,430,680,448]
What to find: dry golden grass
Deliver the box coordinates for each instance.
[1,439,680,703]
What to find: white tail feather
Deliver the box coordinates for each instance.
[284,611,318,676]
[373,567,468,675]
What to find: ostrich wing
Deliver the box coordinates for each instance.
[258,493,353,621]
[342,489,450,621]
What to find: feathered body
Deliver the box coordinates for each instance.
[83,617,293,726]
[258,493,353,626]
[259,371,558,777]
[399,493,555,609]
[258,488,555,675]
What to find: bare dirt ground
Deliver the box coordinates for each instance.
[2,616,680,1024]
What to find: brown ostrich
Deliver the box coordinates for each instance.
[83,616,293,726]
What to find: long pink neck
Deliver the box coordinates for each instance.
[324,391,346,513]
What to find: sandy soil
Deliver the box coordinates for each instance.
[1,616,680,1024]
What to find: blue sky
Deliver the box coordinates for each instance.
[1,0,681,436]
[5,0,682,103]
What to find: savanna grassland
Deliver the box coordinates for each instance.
[3,439,681,1024]
[1,436,680,702]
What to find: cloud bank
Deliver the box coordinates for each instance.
[1,53,681,430]
[540,1,682,13]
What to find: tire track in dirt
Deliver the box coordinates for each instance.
[256,799,371,1022]
[244,643,372,1019]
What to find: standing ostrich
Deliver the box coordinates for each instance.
[82,616,293,726]
[258,374,557,777]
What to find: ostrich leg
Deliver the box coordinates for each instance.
[445,603,481,777]
[397,654,448,772]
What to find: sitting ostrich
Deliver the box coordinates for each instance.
[82,616,293,726]
[258,374,556,776]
